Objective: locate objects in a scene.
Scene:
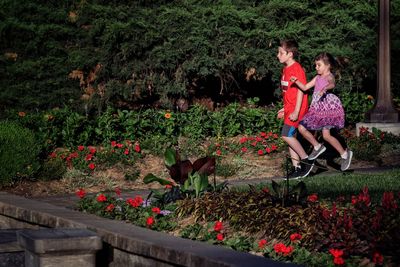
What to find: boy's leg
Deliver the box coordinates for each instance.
[281,124,314,178]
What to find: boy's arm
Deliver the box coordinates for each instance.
[289,89,304,121]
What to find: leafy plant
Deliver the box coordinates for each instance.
[0,120,41,186]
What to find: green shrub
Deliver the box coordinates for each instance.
[38,157,67,181]
[0,120,41,186]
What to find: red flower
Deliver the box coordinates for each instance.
[372,252,384,265]
[111,141,117,147]
[89,146,96,154]
[88,163,95,170]
[273,243,293,256]
[216,150,222,156]
[115,187,121,196]
[329,249,344,258]
[124,148,129,155]
[126,196,143,207]
[152,207,161,214]
[76,188,86,199]
[241,147,248,153]
[262,187,269,193]
[105,204,115,212]
[382,191,398,210]
[271,144,278,151]
[96,194,107,202]
[85,154,93,161]
[258,239,268,249]
[117,143,124,148]
[214,221,223,232]
[146,216,155,227]
[165,184,172,189]
[265,147,271,153]
[78,145,85,151]
[134,144,141,153]
[290,233,302,242]
[216,233,224,241]
[307,193,318,202]
[333,257,345,265]
[49,152,57,158]
[257,149,263,155]
[239,137,247,143]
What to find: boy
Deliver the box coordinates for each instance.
[277,40,314,178]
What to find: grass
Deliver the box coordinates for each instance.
[245,168,400,203]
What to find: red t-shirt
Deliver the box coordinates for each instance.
[280,62,308,127]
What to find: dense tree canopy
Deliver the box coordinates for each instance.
[0,0,399,113]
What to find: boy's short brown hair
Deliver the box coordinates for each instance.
[280,39,299,58]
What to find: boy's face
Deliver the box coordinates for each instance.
[277,46,292,64]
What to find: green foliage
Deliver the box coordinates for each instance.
[0,120,41,186]
[1,0,399,113]
[37,157,67,181]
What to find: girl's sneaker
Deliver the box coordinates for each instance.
[340,150,353,171]
[308,145,327,160]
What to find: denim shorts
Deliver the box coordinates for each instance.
[281,124,297,137]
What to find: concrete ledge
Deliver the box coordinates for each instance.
[17,229,102,254]
[356,122,400,136]
[0,192,297,267]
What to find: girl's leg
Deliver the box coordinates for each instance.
[299,125,326,160]
[298,125,319,147]
[321,128,345,155]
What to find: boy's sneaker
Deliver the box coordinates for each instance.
[308,145,327,160]
[288,167,302,179]
[340,150,353,171]
[299,158,315,178]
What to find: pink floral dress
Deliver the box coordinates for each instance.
[300,74,345,130]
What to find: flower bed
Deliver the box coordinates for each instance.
[76,183,399,267]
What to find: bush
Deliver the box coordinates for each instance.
[0,120,41,186]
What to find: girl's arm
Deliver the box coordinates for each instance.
[290,76,317,92]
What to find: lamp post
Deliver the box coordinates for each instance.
[358,0,400,135]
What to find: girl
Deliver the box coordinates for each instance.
[290,52,353,171]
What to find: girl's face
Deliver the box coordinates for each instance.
[315,60,330,75]
[277,46,292,64]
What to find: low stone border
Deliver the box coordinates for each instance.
[0,192,299,267]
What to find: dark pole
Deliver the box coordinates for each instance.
[365,0,399,122]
